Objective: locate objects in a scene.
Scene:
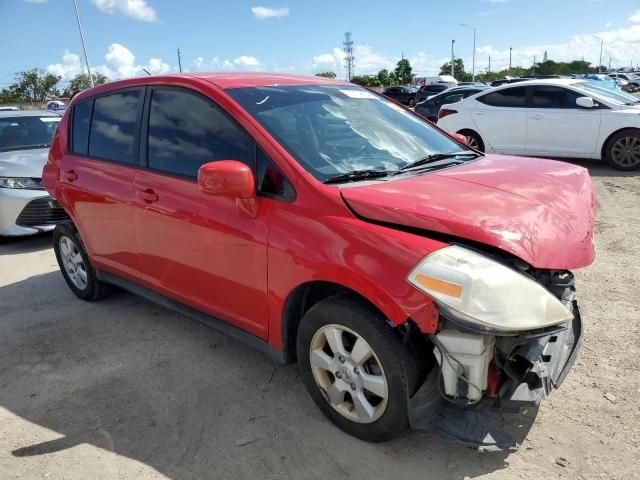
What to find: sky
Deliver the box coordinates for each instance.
[1,0,640,87]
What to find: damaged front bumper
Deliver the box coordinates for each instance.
[408,302,583,451]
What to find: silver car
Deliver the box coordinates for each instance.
[0,110,69,237]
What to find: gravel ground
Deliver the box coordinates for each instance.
[0,159,638,480]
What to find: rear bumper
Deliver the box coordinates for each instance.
[0,189,68,236]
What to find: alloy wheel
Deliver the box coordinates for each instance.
[465,135,480,149]
[309,324,389,424]
[59,235,88,290]
[611,136,640,168]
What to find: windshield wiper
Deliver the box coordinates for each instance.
[323,169,392,184]
[399,152,481,171]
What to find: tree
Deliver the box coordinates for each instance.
[315,71,337,79]
[10,69,61,102]
[439,59,471,81]
[376,69,395,87]
[62,72,109,97]
[394,59,413,85]
[350,74,381,87]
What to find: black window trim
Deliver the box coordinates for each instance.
[68,86,146,168]
[139,85,296,201]
[476,85,530,108]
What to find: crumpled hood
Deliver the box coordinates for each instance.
[0,148,49,178]
[340,155,596,269]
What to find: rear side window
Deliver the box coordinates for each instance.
[530,86,582,109]
[477,87,527,107]
[146,89,253,177]
[89,89,142,164]
[71,100,92,154]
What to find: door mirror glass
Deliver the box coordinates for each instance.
[576,96,596,109]
[198,160,256,199]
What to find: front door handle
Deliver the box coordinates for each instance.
[137,188,159,204]
[64,170,78,182]
[530,114,544,120]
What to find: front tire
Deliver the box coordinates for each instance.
[53,222,112,301]
[408,98,416,108]
[604,129,640,171]
[297,295,420,442]
[459,129,485,152]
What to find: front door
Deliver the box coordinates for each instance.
[132,87,271,338]
[471,86,528,152]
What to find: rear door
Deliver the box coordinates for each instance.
[471,86,528,152]
[525,85,601,155]
[59,88,144,279]
[132,86,273,338]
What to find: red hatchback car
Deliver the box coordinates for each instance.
[43,73,595,448]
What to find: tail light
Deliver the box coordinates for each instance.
[438,108,458,119]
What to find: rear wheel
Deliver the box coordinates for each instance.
[604,130,640,171]
[408,98,416,108]
[297,295,420,442]
[53,222,112,301]
[459,129,485,152]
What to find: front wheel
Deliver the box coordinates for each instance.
[459,129,485,152]
[297,295,420,442]
[408,98,416,108]
[604,130,640,171]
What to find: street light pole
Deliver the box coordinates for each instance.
[451,40,455,78]
[461,24,476,82]
[598,38,603,73]
[509,47,512,71]
[72,0,94,88]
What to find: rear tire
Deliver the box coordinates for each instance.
[604,129,640,171]
[296,294,420,442]
[458,129,485,152]
[53,221,112,301]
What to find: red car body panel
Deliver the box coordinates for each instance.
[341,156,596,270]
[43,73,595,352]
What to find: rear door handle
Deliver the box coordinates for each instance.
[137,188,159,204]
[64,170,78,182]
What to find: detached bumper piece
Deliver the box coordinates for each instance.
[16,197,69,229]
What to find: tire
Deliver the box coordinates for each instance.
[603,129,640,171]
[408,98,416,108]
[297,294,420,442]
[458,129,485,152]
[52,221,112,301]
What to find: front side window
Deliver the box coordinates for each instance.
[477,87,527,107]
[89,89,142,164]
[227,85,470,182]
[147,89,253,177]
[575,81,640,106]
[530,86,582,109]
[0,116,60,152]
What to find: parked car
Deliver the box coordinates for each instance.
[43,73,594,448]
[437,78,640,170]
[382,85,418,107]
[415,85,490,122]
[0,110,68,237]
[0,106,20,111]
[608,72,640,93]
[490,77,528,87]
[415,83,455,102]
[584,74,620,90]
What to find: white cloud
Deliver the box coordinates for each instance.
[312,45,394,76]
[251,6,289,19]
[192,55,264,71]
[92,0,157,22]
[629,10,640,23]
[605,22,612,28]
[47,43,172,81]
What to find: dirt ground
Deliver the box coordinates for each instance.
[0,159,638,480]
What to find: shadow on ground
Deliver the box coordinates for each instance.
[0,271,520,480]
[0,232,52,256]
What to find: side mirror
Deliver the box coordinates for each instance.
[450,132,469,145]
[198,160,256,199]
[576,96,596,109]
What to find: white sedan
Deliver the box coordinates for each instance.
[437,79,640,170]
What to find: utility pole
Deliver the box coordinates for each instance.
[343,32,355,81]
[177,48,183,73]
[72,0,94,88]
[532,56,536,75]
[451,40,455,78]
[461,24,476,82]
[598,38,603,73]
[488,56,491,74]
[509,47,512,71]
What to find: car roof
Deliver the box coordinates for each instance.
[491,78,583,89]
[0,110,63,118]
